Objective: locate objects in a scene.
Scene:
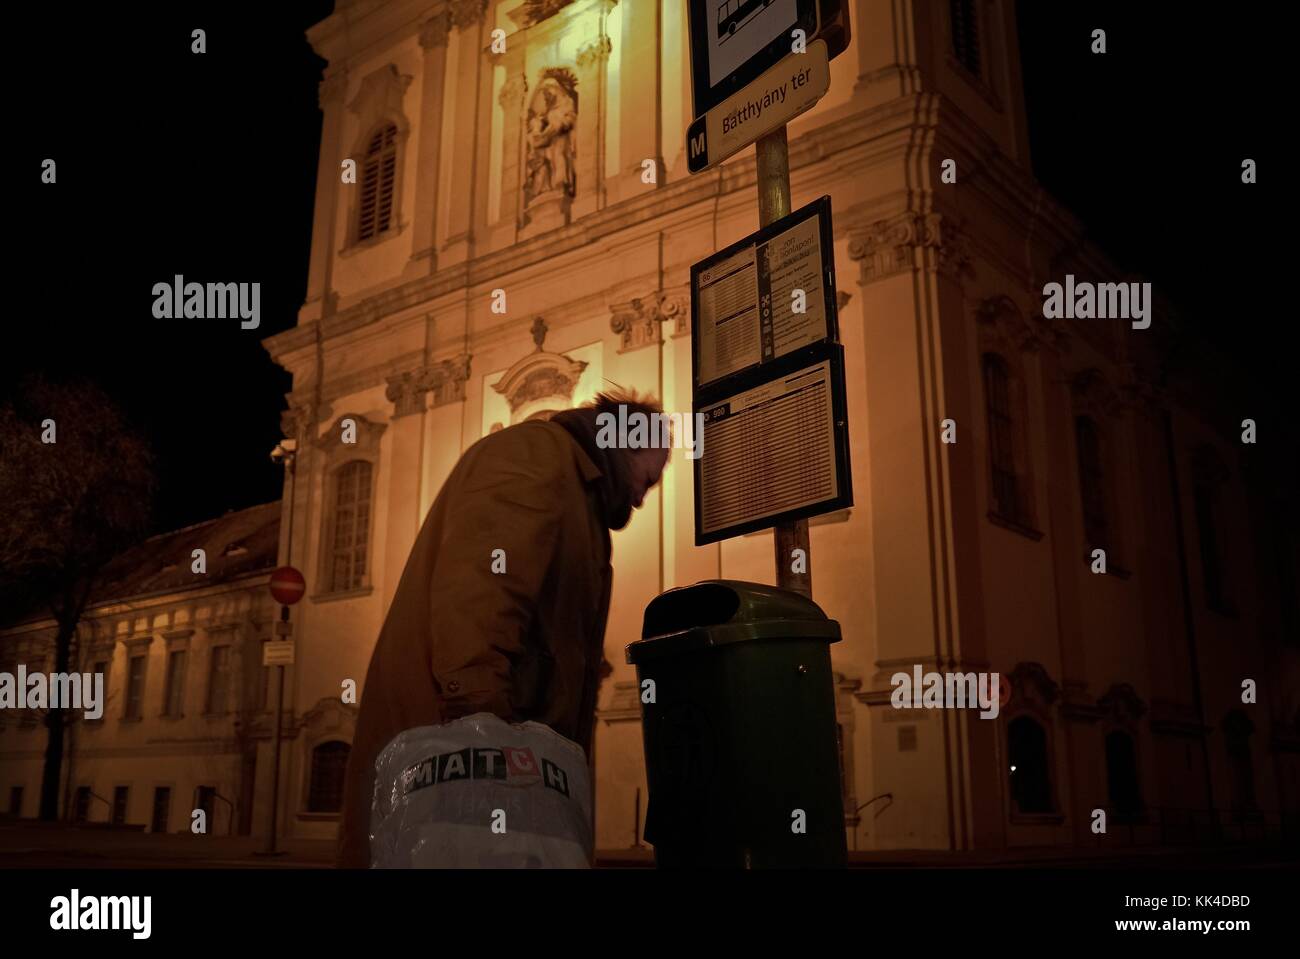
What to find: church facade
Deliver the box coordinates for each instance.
[7,0,1294,856]
[259,0,1297,853]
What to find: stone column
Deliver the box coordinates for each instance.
[441,0,489,266]
[303,70,349,324]
[610,0,661,204]
[495,63,528,234]
[383,370,431,609]
[418,355,473,520]
[404,13,452,282]
[846,209,992,850]
[571,29,612,219]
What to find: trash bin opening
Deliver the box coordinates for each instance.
[642,582,740,637]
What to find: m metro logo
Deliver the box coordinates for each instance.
[688,117,709,173]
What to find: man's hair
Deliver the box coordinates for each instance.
[581,389,672,452]
[585,388,663,419]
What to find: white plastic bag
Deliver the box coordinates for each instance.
[369,712,593,868]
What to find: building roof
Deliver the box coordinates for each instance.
[88,501,282,606]
[0,502,282,631]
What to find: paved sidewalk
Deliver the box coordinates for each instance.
[1,821,1295,869]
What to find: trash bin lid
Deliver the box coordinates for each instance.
[626,580,841,664]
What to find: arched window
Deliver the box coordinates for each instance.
[983,353,1025,525]
[1223,711,1256,816]
[1192,447,1232,613]
[308,741,350,813]
[950,0,981,75]
[1075,415,1109,548]
[330,461,373,593]
[1007,716,1053,814]
[1104,731,1143,819]
[357,123,398,242]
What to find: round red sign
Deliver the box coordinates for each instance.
[269,566,306,605]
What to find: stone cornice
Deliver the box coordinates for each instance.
[309,0,448,63]
[265,92,1141,371]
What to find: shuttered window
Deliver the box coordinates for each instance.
[950,0,981,76]
[983,354,1022,524]
[1074,415,1109,548]
[357,123,398,242]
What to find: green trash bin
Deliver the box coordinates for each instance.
[626,580,847,868]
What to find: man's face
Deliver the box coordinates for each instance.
[627,447,669,510]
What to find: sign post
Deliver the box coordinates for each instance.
[261,563,305,857]
[754,128,811,597]
[684,0,851,598]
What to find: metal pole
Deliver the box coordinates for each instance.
[265,637,286,856]
[259,449,297,857]
[755,126,812,598]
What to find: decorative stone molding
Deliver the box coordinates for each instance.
[492,318,587,422]
[418,12,451,49]
[421,354,473,407]
[520,0,575,26]
[347,65,413,130]
[384,370,427,418]
[318,70,349,108]
[312,412,388,454]
[846,211,973,285]
[1069,367,1125,417]
[976,295,1068,356]
[1117,361,1163,410]
[919,212,974,281]
[386,356,472,416]
[280,402,333,441]
[1098,683,1147,726]
[499,75,528,110]
[1007,661,1060,707]
[299,697,354,739]
[449,0,488,30]
[608,292,683,353]
[847,212,917,284]
[576,35,612,68]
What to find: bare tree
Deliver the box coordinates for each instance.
[0,377,155,820]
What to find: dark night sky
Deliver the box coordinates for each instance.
[3,1,1284,536]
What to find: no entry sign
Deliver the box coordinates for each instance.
[269,566,306,606]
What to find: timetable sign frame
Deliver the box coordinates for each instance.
[691,195,838,394]
[692,343,853,545]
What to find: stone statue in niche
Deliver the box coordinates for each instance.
[523,68,578,207]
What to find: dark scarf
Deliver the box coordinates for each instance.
[551,408,634,530]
